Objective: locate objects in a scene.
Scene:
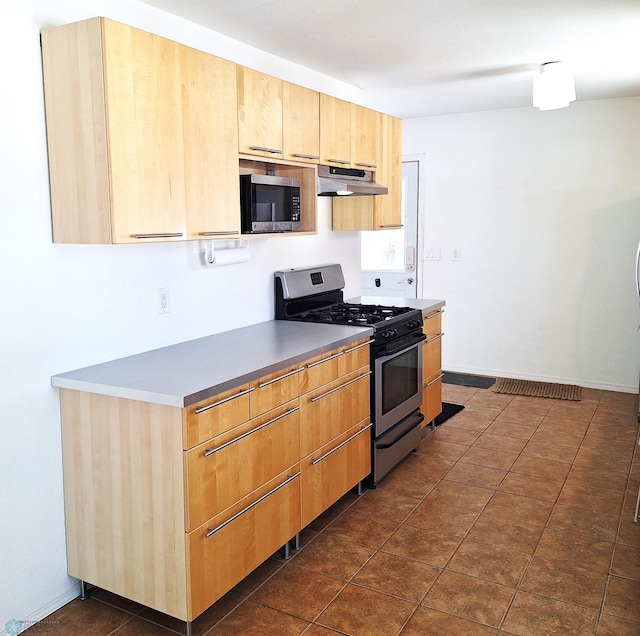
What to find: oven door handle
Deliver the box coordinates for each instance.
[376,412,425,449]
[376,332,426,357]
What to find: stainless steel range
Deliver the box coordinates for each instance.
[275,263,425,485]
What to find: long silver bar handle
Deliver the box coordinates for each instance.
[327,158,350,165]
[194,387,255,414]
[292,153,320,160]
[426,309,445,318]
[378,225,403,229]
[258,367,303,388]
[306,351,344,369]
[424,373,445,388]
[132,233,183,239]
[205,471,301,537]
[355,162,377,169]
[311,423,372,465]
[343,340,371,354]
[204,407,299,456]
[199,231,240,236]
[309,371,371,402]
[425,332,445,345]
[250,146,283,154]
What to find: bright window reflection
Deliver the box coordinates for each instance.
[361,179,405,271]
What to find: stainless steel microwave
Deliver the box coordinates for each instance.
[240,174,301,233]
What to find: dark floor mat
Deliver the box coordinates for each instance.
[433,402,465,426]
[443,372,495,389]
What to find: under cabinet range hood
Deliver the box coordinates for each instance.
[317,165,388,196]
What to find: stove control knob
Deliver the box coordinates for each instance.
[407,319,421,330]
[382,329,397,339]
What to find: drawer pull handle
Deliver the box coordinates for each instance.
[258,367,303,388]
[132,233,183,239]
[194,387,255,414]
[327,158,350,165]
[425,309,445,319]
[355,162,377,169]
[378,224,403,229]
[205,471,301,537]
[250,146,283,154]
[425,332,444,345]
[306,351,345,368]
[199,231,240,236]
[310,371,371,402]
[311,423,372,465]
[424,373,444,388]
[292,153,320,160]
[203,407,300,456]
[343,340,371,354]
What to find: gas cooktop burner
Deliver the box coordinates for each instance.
[298,303,415,326]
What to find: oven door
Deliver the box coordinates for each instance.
[373,331,425,437]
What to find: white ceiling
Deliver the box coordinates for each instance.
[140,0,640,119]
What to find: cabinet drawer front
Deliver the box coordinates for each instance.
[299,368,370,458]
[422,372,443,425]
[301,339,370,393]
[423,332,443,380]
[423,309,443,337]
[301,422,371,527]
[185,402,300,530]
[184,384,252,449]
[250,365,302,418]
[187,469,301,620]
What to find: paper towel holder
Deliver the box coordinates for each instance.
[202,239,250,267]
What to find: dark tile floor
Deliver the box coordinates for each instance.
[27,384,640,635]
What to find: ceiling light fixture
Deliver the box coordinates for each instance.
[532,61,576,111]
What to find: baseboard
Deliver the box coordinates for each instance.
[442,365,638,395]
[2,581,80,635]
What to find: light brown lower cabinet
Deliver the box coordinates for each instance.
[58,338,371,625]
[422,309,444,425]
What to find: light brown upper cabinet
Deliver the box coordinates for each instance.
[350,104,378,170]
[319,96,378,170]
[41,17,240,244]
[237,67,284,159]
[319,95,352,167]
[282,82,320,164]
[331,112,402,231]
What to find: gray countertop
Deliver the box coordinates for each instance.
[51,320,372,408]
[348,297,445,313]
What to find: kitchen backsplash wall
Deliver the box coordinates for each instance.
[0,0,362,628]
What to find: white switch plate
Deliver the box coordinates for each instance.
[452,247,461,261]
[424,248,441,261]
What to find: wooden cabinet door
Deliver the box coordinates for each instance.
[250,365,302,418]
[237,66,283,158]
[300,421,371,527]
[283,82,320,163]
[319,94,351,167]
[299,367,370,458]
[301,339,370,393]
[373,112,403,229]
[351,104,378,170]
[422,309,444,425]
[102,20,188,243]
[184,384,251,450]
[187,468,301,620]
[185,401,300,530]
[182,49,240,239]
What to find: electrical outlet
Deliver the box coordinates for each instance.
[452,247,461,261]
[157,287,170,314]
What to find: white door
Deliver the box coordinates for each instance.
[361,159,419,298]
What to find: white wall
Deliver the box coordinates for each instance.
[0,0,362,629]
[405,98,640,392]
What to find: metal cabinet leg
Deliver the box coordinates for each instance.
[79,581,88,601]
[185,621,192,636]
